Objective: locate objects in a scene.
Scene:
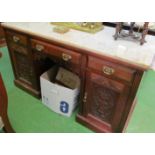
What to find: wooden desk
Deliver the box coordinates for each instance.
[2,23,153,133]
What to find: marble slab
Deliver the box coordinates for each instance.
[2,22,155,70]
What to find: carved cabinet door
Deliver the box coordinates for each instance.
[9,45,37,89]
[83,71,131,132]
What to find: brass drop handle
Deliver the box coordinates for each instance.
[62,53,72,61]
[35,44,44,51]
[102,66,115,75]
[13,36,20,43]
[83,92,87,103]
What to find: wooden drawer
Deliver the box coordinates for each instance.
[6,31,28,46]
[31,39,82,65]
[88,56,136,83]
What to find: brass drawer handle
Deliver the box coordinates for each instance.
[35,44,44,51]
[102,66,115,75]
[62,53,72,61]
[13,36,20,43]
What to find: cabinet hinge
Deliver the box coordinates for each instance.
[83,92,87,103]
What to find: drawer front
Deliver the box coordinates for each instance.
[88,56,136,83]
[84,71,131,132]
[31,39,82,65]
[6,31,28,46]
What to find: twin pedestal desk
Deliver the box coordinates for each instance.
[2,23,155,132]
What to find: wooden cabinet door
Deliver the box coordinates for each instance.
[11,47,36,87]
[83,71,131,132]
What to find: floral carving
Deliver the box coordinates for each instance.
[91,82,118,123]
[15,52,33,84]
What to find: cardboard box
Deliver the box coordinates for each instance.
[40,66,80,117]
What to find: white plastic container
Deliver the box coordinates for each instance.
[40,66,80,117]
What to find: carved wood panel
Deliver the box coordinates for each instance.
[85,71,130,131]
[91,82,118,123]
[5,36,41,96]
[14,51,34,85]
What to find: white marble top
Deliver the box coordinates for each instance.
[2,22,155,70]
